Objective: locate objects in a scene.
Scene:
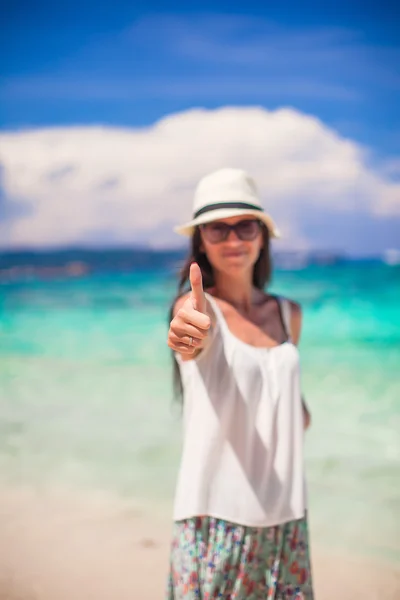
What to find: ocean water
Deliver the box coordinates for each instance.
[1,261,399,564]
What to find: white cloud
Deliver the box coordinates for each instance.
[0,106,399,251]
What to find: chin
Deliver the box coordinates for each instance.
[221,256,254,272]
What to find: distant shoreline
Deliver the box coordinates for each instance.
[0,247,392,283]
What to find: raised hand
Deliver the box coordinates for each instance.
[168,263,211,355]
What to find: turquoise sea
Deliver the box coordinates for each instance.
[1,259,399,564]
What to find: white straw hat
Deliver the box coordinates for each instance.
[174,168,280,238]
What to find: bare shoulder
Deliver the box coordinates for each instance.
[287,299,302,317]
[285,298,302,344]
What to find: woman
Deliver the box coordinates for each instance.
[166,168,313,599]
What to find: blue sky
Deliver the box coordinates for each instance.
[1,1,399,253]
[2,0,400,154]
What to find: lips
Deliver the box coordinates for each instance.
[222,251,245,258]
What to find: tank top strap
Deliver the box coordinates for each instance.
[276,296,292,342]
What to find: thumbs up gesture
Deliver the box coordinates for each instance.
[168,263,212,356]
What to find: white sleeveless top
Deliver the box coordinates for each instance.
[173,293,307,527]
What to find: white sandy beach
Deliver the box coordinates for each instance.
[0,486,399,600]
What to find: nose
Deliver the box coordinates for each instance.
[225,228,241,242]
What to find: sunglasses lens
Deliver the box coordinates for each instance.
[236,220,260,240]
[202,223,229,243]
[201,220,261,243]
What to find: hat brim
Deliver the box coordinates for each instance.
[174,208,281,239]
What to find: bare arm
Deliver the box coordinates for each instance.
[289,301,311,430]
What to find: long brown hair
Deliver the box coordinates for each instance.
[169,224,272,400]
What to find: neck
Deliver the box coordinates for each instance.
[213,270,255,314]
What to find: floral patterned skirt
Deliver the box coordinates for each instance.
[166,515,314,600]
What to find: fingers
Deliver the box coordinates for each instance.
[168,306,210,355]
[167,332,203,354]
[172,343,196,355]
[172,321,209,341]
[169,335,202,350]
[168,316,207,351]
[178,306,211,331]
[168,265,211,356]
[189,262,206,314]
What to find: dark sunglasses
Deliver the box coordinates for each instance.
[200,219,262,243]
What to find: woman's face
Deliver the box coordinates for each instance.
[199,215,264,277]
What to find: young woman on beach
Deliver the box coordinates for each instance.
[166,168,313,599]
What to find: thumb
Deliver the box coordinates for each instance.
[189,262,206,313]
